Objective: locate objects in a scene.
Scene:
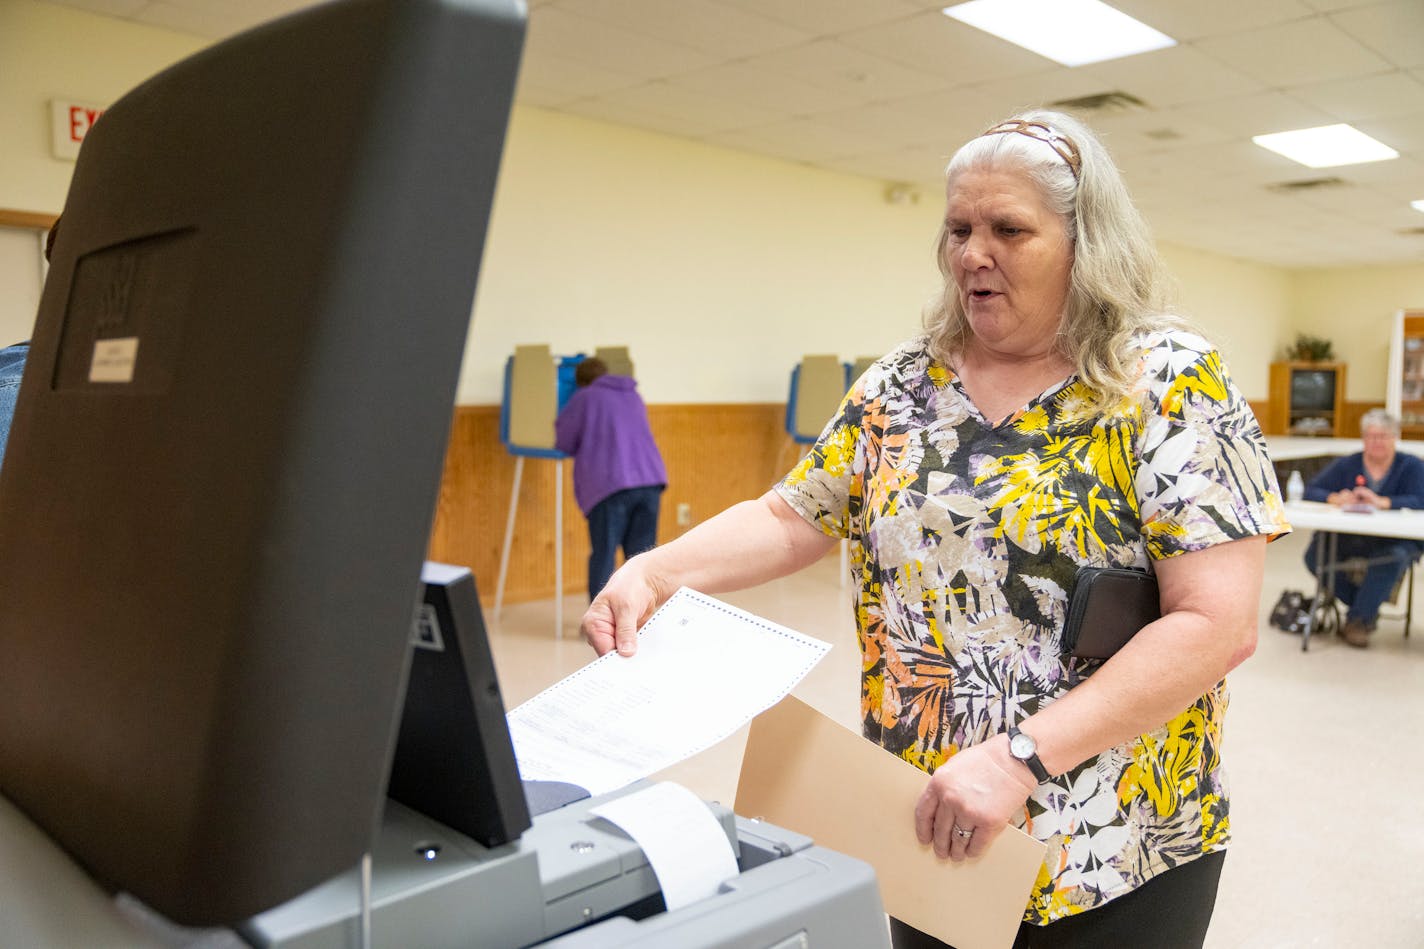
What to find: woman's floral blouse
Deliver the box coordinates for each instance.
[775,330,1288,923]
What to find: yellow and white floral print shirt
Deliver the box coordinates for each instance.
[775,330,1288,924]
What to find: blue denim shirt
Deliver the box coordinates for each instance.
[0,341,30,474]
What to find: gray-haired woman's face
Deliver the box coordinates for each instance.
[944,168,1072,358]
[1362,425,1397,467]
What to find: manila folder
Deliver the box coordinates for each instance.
[735,696,1045,949]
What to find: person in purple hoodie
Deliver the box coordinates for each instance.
[556,357,667,597]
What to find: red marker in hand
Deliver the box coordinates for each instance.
[1356,475,1366,488]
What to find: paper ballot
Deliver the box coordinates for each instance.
[507,587,830,796]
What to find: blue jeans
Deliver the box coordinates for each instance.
[0,341,30,474]
[1305,533,1419,626]
[586,485,662,598]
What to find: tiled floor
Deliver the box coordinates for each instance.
[487,530,1424,948]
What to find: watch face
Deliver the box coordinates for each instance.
[1010,731,1036,759]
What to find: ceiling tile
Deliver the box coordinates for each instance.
[44,0,150,16]
[525,7,719,80]
[577,80,792,134]
[1083,108,1236,157]
[558,98,727,139]
[1287,70,1424,120]
[553,0,811,59]
[888,76,1104,139]
[1194,16,1393,87]
[1330,1,1424,69]
[836,10,1055,83]
[1343,155,1424,193]
[1176,91,1335,139]
[737,38,951,103]
[1300,0,1395,10]
[810,101,967,152]
[704,116,889,164]
[1076,45,1267,109]
[1353,113,1424,152]
[715,0,923,35]
[515,50,646,103]
[1111,0,1316,42]
[663,62,860,117]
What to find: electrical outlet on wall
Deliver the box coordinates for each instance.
[675,502,692,527]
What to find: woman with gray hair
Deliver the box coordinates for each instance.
[579,110,1287,946]
[1302,408,1424,647]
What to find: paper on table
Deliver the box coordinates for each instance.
[507,587,830,796]
[736,696,1046,949]
[588,782,738,911]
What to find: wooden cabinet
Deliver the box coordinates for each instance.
[1266,361,1347,436]
[1396,312,1424,438]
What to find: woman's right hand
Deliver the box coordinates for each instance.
[579,492,838,658]
[580,556,662,657]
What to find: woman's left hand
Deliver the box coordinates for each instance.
[913,734,1037,861]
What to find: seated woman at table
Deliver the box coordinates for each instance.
[1303,409,1424,647]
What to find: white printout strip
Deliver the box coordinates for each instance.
[507,587,830,796]
[588,782,739,911]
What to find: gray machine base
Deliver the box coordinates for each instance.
[243,784,890,949]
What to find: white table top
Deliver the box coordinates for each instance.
[1265,436,1424,462]
[1284,500,1424,542]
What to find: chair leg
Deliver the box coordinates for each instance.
[1406,562,1414,639]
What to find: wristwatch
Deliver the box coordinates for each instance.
[1007,725,1050,782]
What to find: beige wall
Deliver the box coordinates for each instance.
[1287,266,1424,402]
[465,106,937,404]
[7,0,1422,408]
[1157,243,1294,400]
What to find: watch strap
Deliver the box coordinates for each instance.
[1008,725,1050,782]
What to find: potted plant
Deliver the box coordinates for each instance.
[1286,334,1334,362]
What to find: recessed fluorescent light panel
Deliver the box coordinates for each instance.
[1252,124,1399,168]
[1412,199,1424,213]
[942,0,1175,67]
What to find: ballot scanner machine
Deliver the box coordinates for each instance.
[244,564,888,948]
[246,785,889,948]
[1,562,891,948]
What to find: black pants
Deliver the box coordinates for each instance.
[585,485,662,597]
[889,850,1226,949]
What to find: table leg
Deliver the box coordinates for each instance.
[1303,532,1340,652]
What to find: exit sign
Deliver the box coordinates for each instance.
[50,99,106,160]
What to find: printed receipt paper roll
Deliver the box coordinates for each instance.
[589,782,738,911]
[736,696,1046,949]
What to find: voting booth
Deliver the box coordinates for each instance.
[493,344,639,636]
[494,343,576,637]
[0,3,894,947]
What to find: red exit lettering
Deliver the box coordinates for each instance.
[68,106,103,143]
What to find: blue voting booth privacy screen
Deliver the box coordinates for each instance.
[500,346,636,458]
[785,355,880,444]
[786,356,852,444]
[499,349,587,458]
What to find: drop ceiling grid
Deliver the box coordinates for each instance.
[27,0,1424,267]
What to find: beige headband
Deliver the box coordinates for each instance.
[981,120,1082,180]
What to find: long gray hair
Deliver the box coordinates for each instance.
[923,109,1182,408]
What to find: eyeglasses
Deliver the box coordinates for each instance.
[982,120,1082,180]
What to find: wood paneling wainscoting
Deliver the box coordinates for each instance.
[428,403,790,605]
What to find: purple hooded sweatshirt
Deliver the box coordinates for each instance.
[554,375,667,514]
